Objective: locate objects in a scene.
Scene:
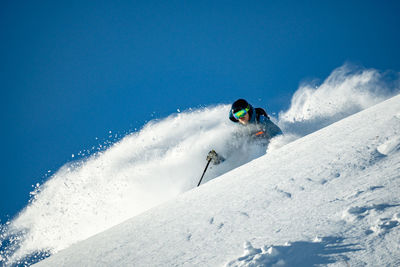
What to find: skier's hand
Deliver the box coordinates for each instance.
[207,150,225,165]
[206,150,217,161]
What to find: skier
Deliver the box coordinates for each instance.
[198,99,283,186]
[206,99,282,165]
[229,98,282,139]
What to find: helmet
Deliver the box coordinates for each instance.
[231,99,250,113]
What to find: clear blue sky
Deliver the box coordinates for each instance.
[1,0,399,222]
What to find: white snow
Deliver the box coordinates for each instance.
[377,136,400,156]
[278,64,397,136]
[31,93,400,267]
[1,65,399,266]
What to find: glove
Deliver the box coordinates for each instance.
[207,150,225,165]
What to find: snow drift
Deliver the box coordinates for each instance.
[0,64,399,266]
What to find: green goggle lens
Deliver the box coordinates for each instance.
[233,107,249,120]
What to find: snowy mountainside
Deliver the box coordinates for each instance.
[0,64,399,266]
[35,94,400,266]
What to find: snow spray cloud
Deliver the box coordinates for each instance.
[266,64,400,154]
[278,64,400,137]
[0,105,266,266]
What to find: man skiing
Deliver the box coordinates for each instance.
[228,98,282,139]
[206,99,282,166]
[198,99,283,186]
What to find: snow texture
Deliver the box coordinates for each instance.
[31,93,400,267]
[0,65,399,266]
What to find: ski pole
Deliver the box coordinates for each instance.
[197,158,212,187]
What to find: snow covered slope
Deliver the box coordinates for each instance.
[35,94,400,266]
[1,65,398,266]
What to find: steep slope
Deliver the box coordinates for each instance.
[35,94,400,266]
[2,64,398,266]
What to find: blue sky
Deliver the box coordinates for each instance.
[1,0,399,222]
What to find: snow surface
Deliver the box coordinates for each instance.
[32,95,400,266]
[31,94,400,267]
[1,65,399,266]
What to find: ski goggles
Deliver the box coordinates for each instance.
[232,107,250,120]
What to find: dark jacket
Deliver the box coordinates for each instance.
[229,105,282,140]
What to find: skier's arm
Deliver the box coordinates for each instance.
[255,116,283,139]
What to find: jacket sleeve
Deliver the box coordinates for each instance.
[255,112,283,139]
[261,118,282,138]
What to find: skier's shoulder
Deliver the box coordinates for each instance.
[255,107,270,121]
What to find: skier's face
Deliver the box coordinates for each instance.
[238,113,250,125]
